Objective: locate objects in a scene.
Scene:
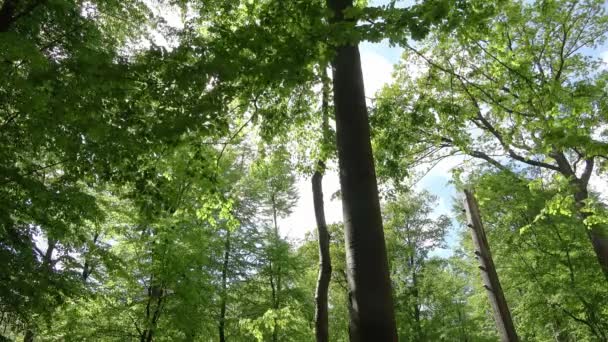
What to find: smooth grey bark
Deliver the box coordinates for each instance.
[326,0,398,340]
[463,190,518,342]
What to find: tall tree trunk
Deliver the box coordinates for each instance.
[313,161,332,342]
[219,229,231,342]
[326,0,397,340]
[573,184,608,281]
[463,190,518,342]
[313,65,332,342]
[0,0,17,32]
[270,196,281,342]
[553,156,608,279]
[411,263,422,341]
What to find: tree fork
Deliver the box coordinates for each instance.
[326,0,398,340]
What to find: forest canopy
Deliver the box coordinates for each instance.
[1,0,607,341]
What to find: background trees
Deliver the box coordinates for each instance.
[383,191,450,340]
[2,0,608,340]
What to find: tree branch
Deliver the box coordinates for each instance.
[468,150,510,172]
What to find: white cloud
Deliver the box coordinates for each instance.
[360,48,395,99]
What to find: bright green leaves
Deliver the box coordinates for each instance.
[374,0,608,196]
[462,169,608,338]
[239,306,312,341]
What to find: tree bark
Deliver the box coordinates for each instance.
[23,329,34,342]
[313,161,332,342]
[463,190,518,342]
[82,232,99,282]
[270,196,281,342]
[313,65,332,342]
[326,0,398,340]
[141,282,163,342]
[572,184,608,281]
[552,155,608,280]
[411,264,422,341]
[0,0,17,32]
[219,229,231,342]
[0,0,45,33]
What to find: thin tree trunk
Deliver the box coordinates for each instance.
[326,0,397,340]
[271,197,281,342]
[313,161,332,342]
[313,65,332,342]
[141,281,164,342]
[219,229,231,342]
[23,238,57,342]
[411,264,422,341]
[458,308,469,342]
[463,190,518,342]
[42,238,56,270]
[82,232,99,282]
[23,329,34,342]
[550,316,568,342]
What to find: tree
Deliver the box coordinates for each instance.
[383,190,451,340]
[326,0,398,339]
[14,0,608,341]
[312,64,333,342]
[374,0,608,277]
[299,222,354,342]
[0,1,232,336]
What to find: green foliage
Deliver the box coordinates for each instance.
[460,170,608,340]
[373,0,608,181]
[3,0,608,340]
